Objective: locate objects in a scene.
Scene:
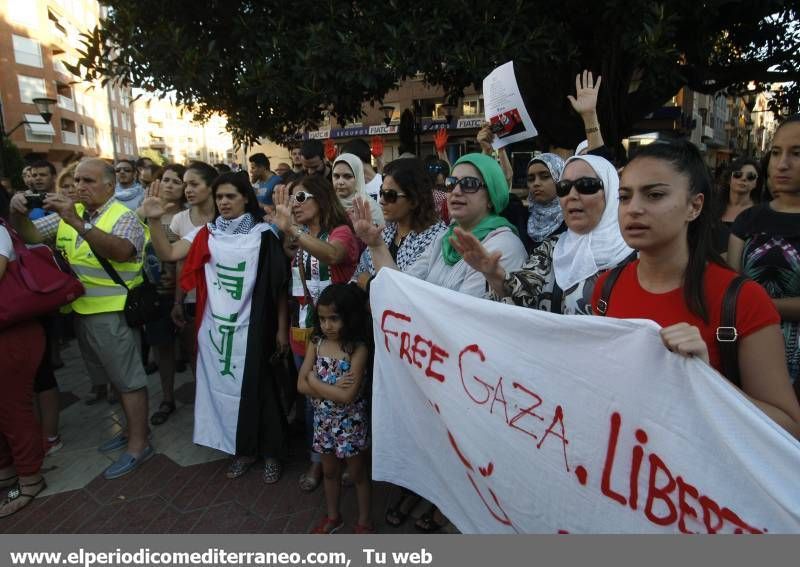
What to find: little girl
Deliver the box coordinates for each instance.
[298,283,373,534]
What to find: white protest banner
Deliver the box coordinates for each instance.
[483,61,538,149]
[370,269,800,534]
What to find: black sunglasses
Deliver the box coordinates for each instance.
[555,177,604,198]
[732,171,758,182]
[379,188,407,204]
[115,167,133,173]
[427,163,447,174]
[444,176,485,193]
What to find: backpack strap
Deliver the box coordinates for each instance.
[550,282,564,314]
[717,275,747,388]
[594,251,638,316]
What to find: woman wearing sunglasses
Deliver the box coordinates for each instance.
[353,158,447,292]
[729,115,800,390]
[592,139,800,438]
[712,158,763,255]
[272,175,361,493]
[332,153,384,227]
[451,155,631,315]
[353,153,527,299]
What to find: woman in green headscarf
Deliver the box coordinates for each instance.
[352,153,527,298]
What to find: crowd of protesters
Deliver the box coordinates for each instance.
[1,71,799,535]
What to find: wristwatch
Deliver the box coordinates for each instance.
[79,221,93,236]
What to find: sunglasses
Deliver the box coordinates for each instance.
[427,163,447,174]
[379,188,407,204]
[115,168,133,173]
[292,191,314,203]
[444,176,485,193]
[732,171,758,182]
[555,177,604,198]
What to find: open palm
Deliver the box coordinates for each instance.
[352,197,384,247]
[450,227,502,276]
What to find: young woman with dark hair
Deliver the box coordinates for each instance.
[729,114,800,389]
[353,158,447,292]
[590,139,800,438]
[145,171,291,482]
[272,175,361,493]
[712,157,763,254]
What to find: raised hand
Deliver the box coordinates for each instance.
[477,124,494,154]
[352,197,384,247]
[141,179,166,219]
[450,227,503,279]
[272,184,294,233]
[659,323,710,366]
[434,128,449,153]
[567,70,602,117]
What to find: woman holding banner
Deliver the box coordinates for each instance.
[353,153,527,299]
[592,139,800,438]
[156,172,291,480]
[451,154,632,316]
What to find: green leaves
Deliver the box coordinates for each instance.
[72,0,799,147]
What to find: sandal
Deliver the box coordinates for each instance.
[150,401,176,426]
[262,459,282,484]
[298,469,322,493]
[226,456,255,479]
[0,476,18,489]
[311,515,344,534]
[0,478,46,519]
[385,489,422,527]
[414,506,447,534]
[354,523,376,534]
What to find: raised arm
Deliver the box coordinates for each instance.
[142,181,192,262]
[568,70,605,152]
[352,197,398,272]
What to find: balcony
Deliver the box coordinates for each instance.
[61,130,79,145]
[57,94,75,112]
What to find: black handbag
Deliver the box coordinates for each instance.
[92,251,163,327]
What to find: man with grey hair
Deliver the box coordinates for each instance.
[9,158,153,480]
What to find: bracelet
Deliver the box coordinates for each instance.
[585,126,599,134]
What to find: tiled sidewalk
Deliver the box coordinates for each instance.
[1,341,436,534]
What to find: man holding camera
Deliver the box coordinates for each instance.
[24,160,57,220]
[10,158,153,480]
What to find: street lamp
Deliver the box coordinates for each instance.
[0,97,57,182]
[379,105,395,127]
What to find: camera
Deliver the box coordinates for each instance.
[24,193,46,210]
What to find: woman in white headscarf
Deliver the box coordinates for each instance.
[451,154,633,315]
[333,153,384,226]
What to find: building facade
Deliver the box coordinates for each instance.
[133,95,236,167]
[0,0,137,169]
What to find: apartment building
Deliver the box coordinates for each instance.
[0,0,136,167]
[133,95,236,167]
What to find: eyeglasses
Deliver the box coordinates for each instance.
[444,176,485,193]
[379,188,407,204]
[115,167,133,173]
[292,191,314,203]
[732,171,758,182]
[555,177,604,198]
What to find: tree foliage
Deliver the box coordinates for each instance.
[72,0,800,148]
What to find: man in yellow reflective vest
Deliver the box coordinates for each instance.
[10,158,153,480]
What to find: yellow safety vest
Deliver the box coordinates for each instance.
[55,201,148,315]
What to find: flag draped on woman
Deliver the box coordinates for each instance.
[181,224,289,457]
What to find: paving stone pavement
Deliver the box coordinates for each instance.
[1,340,450,534]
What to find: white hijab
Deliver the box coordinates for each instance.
[553,155,633,290]
[333,153,384,226]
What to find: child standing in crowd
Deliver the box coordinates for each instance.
[297,284,373,534]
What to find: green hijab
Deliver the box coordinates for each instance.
[441,153,516,266]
